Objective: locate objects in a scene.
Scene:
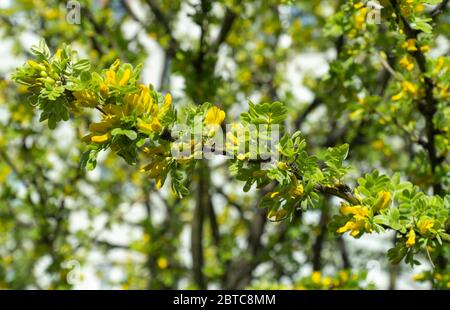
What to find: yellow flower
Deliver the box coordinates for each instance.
[43,8,60,20]
[91,133,110,143]
[205,106,226,125]
[420,45,430,53]
[417,218,434,235]
[322,277,332,287]
[415,3,425,12]
[339,270,349,282]
[391,92,404,101]
[159,93,172,115]
[155,175,164,189]
[337,219,365,237]
[125,84,156,115]
[157,257,169,269]
[137,118,162,133]
[402,80,417,95]
[406,229,416,247]
[355,7,368,30]
[311,271,321,285]
[412,273,425,281]
[372,191,391,212]
[291,184,304,198]
[277,161,289,170]
[340,204,370,219]
[399,55,414,71]
[435,56,446,73]
[269,191,280,199]
[105,69,116,85]
[118,68,131,86]
[99,83,109,97]
[403,39,417,52]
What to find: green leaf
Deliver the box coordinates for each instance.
[387,244,408,264]
[410,17,433,34]
[73,59,91,72]
[111,128,138,140]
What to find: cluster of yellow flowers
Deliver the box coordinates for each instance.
[402,38,429,53]
[392,80,419,101]
[399,55,415,71]
[138,105,226,188]
[337,204,372,237]
[353,2,368,30]
[294,270,361,290]
[399,0,426,16]
[83,85,172,145]
[337,191,391,237]
[406,217,436,247]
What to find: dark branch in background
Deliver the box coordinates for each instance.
[430,0,449,19]
[389,0,445,196]
[120,0,173,90]
[294,97,321,130]
[225,5,284,289]
[192,163,208,289]
[207,193,221,248]
[388,233,400,289]
[144,0,178,57]
[215,186,248,224]
[121,0,146,26]
[211,8,237,54]
[294,35,344,131]
[312,203,329,271]
[336,237,351,269]
[79,4,128,61]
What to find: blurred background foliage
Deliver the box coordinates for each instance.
[0,0,449,289]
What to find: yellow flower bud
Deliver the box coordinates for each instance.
[91,133,110,143]
[118,68,131,86]
[277,161,289,170]
[372,191,391,212]
[269,191,280,199]
[105,70,116,85]
[406,229,416,247]
[100,83,109,97]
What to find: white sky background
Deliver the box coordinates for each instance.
[0,0,434,290]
